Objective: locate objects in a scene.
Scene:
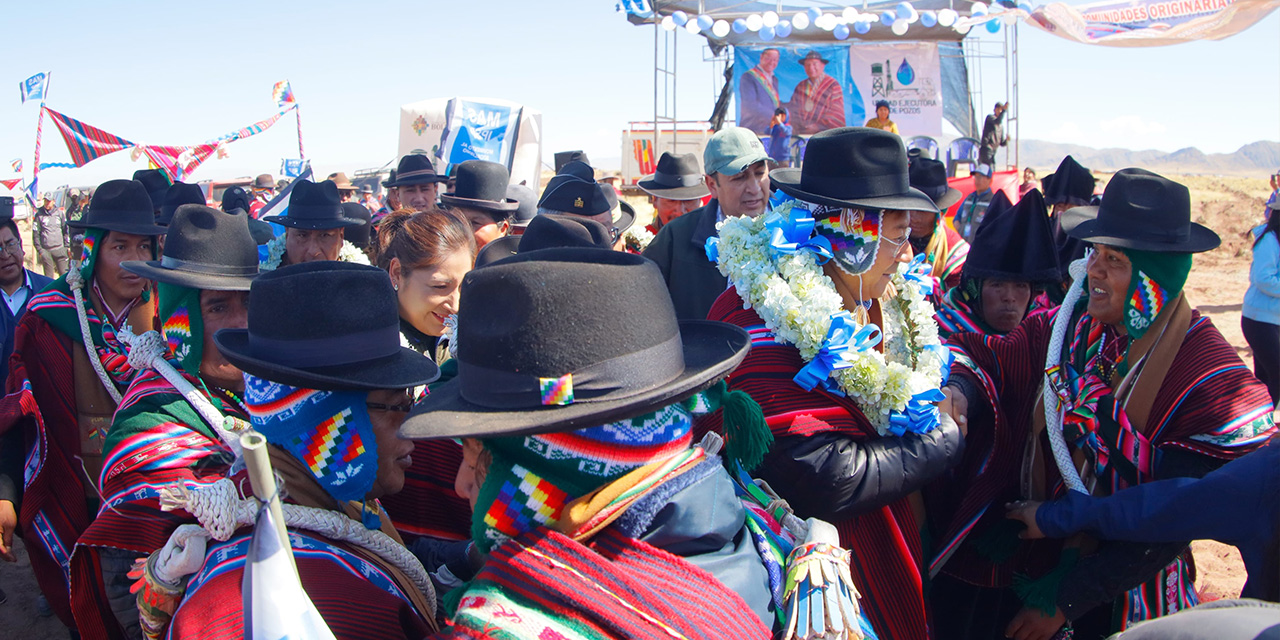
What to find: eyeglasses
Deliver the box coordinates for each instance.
[366,399,414,414]
[880,232,911,249]
[0,240,21,257]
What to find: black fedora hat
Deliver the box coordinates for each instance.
[386,155,447,187]
[601,183,636,233]
[474,214,615,268]
[908,156,962,211]
[439,160,518,214]
[262,180,363,230]
[798,50,830,65]
[963,189,1061,283]
[506,184,538,227]
[123,205,259,291]
[220,186,276,245]
[553,150,590,173]
[157,181,207,226]
[399,248,749,439]
[381,169,397,189]
[214,261,440,391]
[69,179,168,236]
[473,235,521,268]
[771,127,938,213]
[1063,168,1219,253]
[638,152,710,201]
[341,202,373,247]
[132,169,171,212]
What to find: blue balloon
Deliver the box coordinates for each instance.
[1018,1,1033,11]
[880,10,896,25]
[985,18,1002,32]
[834,23,850,39]
[896,2,914,19]
[697,14,714,29]
[672,10,688,26]
[760,24,775,40]
[920,10,937,26]
[807,7,822,21]
[732,18,748,33]
[854,20,872,34]
[776,20,792,37]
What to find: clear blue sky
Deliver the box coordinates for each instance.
[1,0,1275,189]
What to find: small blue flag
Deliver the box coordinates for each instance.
[19,73,48,104]
[280,159,306,178]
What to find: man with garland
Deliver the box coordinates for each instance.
[933,189,1061,339]
[908,155,969,292]
[259,179,370,271]
[402,246,872,639]
[67,204,258,639]
[0,179,164,628]
[933,169,1277,640]
[130,261,441,639]
[643,127,770,320]
[700,127,971,640]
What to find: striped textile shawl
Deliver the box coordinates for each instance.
[940,307,1277,592]
[70,369,239,639]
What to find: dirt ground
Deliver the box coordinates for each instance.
[0,176,1268,636]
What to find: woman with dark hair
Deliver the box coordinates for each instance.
[376,208,479,567]
[1244,200,1280,403]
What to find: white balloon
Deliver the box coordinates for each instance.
[792,11,810,29]
[842,7,860,21]
[762,10,779,27]
[818,13,836,30]
[955,21,972,34]
[661,15,677,30]
[685,20,701,34]
[745,14,763,31]
[892,17,909,34]
[712,19,731,37]
[938,8,958,25]
[971,1,989,15]
[907,7,920,23]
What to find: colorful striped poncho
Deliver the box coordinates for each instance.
[940,306,1276,628]
[933,283,1054,339]
[921,221,970,293]
[69,368,240,639]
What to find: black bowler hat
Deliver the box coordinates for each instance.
[1063,168,1219,253]
[963,189,1061,283]
[214,261,440,391]
[771,127,938,213]
[220,186,276,245]
[381,170,397,189]
[132,169,171,212]
[538,175,612,216]
[638,152,710,201]
[601,183,636,234]
[70,179,167,236]
[122,205,259,291]
[341,203,373,248]
[385,155,447,187]
[157,181,207,226]
[440,160,518,215]
[262,180,363,230]
[0,196,13,219]
[1042,156,1096,207]
[908,156,962,211]
[506,184,538,227]
[400,248,749,439]
[475,213,614,267]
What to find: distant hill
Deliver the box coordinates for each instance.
[1019,139,1280,176]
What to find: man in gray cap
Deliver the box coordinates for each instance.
[642,126,769,320]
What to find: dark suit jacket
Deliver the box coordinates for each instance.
[0,268,54,505]
[642,201,727,321]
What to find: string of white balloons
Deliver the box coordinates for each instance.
[658,3,1025,39]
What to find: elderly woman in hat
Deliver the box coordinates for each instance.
[0,179,164,627]
[908,155,969,291]
[402,247,871,639]
[260,179,370,270]
[703,127,969,640]
[935,169,1276,640]
[67,204,259,637]
[137,262,441,639]
[934,189,1061,339]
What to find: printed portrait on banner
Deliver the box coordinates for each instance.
[734,45,864,137]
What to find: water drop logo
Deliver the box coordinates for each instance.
[896,59,916,86]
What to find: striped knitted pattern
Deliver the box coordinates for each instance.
[528,403,695,479]
[814,206,880,275]
[482,463,571,543]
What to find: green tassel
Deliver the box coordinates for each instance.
[442,583,467,618]
[1013,548,1080,616]
[718,386,773,473]
[973,518,1024,565]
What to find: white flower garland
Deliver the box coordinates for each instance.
[712,201,945,433]
[623,225,656,253]
[259,235,371,271]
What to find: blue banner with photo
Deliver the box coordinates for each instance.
[439,100,520,170]
[733,45,863,138]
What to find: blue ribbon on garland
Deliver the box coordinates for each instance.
[793,312,881,395]
[902,253,936,297]
[765,212,834,263]
[887,346,954,436]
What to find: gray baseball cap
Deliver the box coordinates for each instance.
[703,127,769,176]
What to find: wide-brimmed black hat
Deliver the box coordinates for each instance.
[908,156,962,211]
[772,127,938,213]
[220,186,276,245]
[400,249,749,439]
[341,203,373,247]
[638,152,710,201]
[963,189,1061,283]
[798,51,829,65]
[214,261,439,391]
[601,183,636,233]
[474,214,615,268]
[1063,168,1219,253]
[132,169,170,212]
[262,180,363,230]
[440,160,518,214]
[157,181,207,226]
[123,205,259,290]
[385,155,447,187]
[506,184,538,227]
[1042,156,1096,207]
[69,179,167,236]
[381,170,397,189]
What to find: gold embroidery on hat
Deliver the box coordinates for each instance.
[574,197,584,208]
